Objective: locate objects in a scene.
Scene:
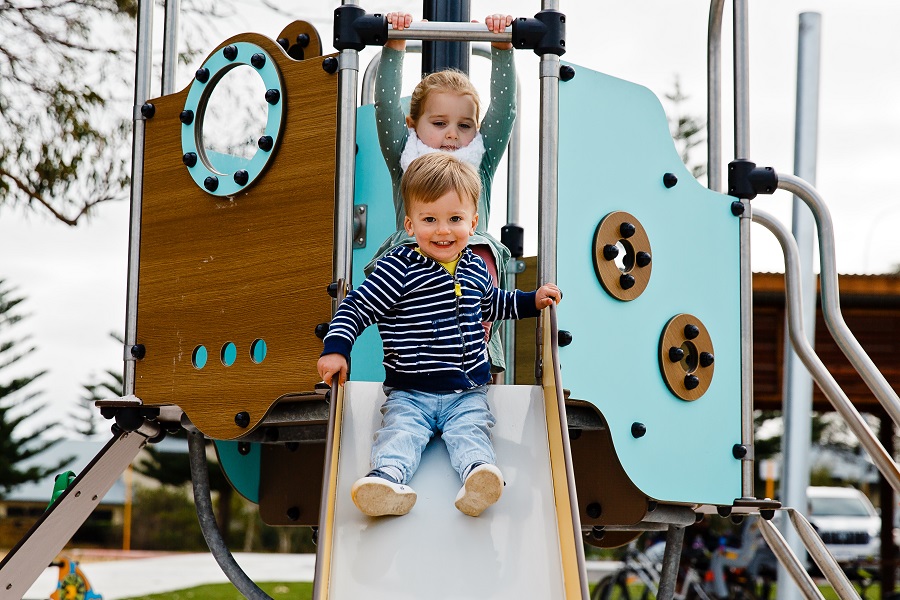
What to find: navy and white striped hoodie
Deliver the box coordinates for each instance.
[322,245,539,391]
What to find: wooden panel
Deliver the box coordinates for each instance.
[259,441,326,527]
[135,30,337,439]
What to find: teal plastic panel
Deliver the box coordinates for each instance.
[557,64,742,505]
[214,440,260,503]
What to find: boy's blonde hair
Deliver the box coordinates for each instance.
[408,70,481,125]
[401,153,481,215]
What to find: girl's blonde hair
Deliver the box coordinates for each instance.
[408,70,481,125]
[401,153,481,215]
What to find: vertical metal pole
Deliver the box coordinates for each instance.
[503,83,522,383]
[422,0,470,76]
[732,0,755,499]
[706,0,725,192]
[161,0,181,95]
[123,0,154,395]
[778,13,820,600]
[657,525,686,600]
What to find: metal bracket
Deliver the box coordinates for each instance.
[507,259,526,275]
[352,204,367,249]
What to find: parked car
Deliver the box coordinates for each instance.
[807,486,881,564]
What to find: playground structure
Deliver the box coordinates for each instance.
[3,1,900,599]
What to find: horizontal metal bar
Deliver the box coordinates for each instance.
[388,21,512,43]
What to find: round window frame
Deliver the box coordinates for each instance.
[181,41,284,197]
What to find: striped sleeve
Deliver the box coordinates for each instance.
[482,287,539,323]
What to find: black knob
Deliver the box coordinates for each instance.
[286,506,300,521]
[668,346,684,363]
[265,88,281,105]
[558,330,573,347]
[635,251,652,268]
[237,442,251,456]
[222,44,238,60]
[195,67,210,83]
[684,375,700,390]
[591,526,605,541]
[234,411,250,428]
[326,282,339,298]
[619,222,636,238]
[179,110,194,125]
[140,103,155,119]
[203,176,219,192]
[250,53,266,69]
[315,323,330,339]
[663,172,678,188]
[586,502,602,519]
[182,152,198,167]
[699,352,715,367]
[130,344,146,360]
[559,65,576,81]
[276,37,290,51]
[296,33,311,47]
[322,56,338,74]
[258,135,274,152]
[717,505,732,517]
[684,324,700,340]
[602,244,619,261]
[731,201,745,216]
[631,422,646,438]
[732,444,748,459]
[233,170,249,186]
[619,274,635,290]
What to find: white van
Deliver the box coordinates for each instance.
[807,486,880,564]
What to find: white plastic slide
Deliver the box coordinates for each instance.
[316,381,583,599]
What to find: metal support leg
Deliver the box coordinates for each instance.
[0,422,159,599]
[657,525,685,600]
[757,516,825,600]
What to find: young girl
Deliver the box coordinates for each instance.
[366,12,516,372]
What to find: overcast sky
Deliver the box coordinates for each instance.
[2,0,900,434]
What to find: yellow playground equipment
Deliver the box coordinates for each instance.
[4,3,900,600]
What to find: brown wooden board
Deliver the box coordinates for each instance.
[135,31,337,439]
[259,441,326,527]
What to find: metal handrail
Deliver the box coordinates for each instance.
[757,517,825,600]
[777,174,900,428]
[786,509,858,600]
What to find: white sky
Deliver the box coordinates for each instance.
[2,0,900,434]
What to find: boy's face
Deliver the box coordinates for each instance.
[404,190,478,264]
[407,92,478,151]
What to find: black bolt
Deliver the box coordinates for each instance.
[602,244,619,261]
[286,442,300,452]
[591,526,605,541]
[265,427,279,442]
[668,346,685,363]
[717,505,732,517]
[568,428,581,441]
[732,444,748,459]
[140,103,155,119]
[731,514,744,524]
[286,506,301,521]
[296,33,311,47]
[233,170,249,186]
[265,88,281,105]
[130,344,146,359]
[322,56,338,74]
[699,352,715,367]
[684,324,700,340]
[234,411,250,428]
[204,176,219,192]
[731,200,745,216]
[619,222,636,238]
[237,442,251,456]
[586,502,602,519]
[195,67,210,83]
[663,172,678,188]
[258,135,274,152]
[635,251,652,268]
[648,500,658,512]
[559,65,576,81]
[558,330,573,347]
[760,509,775,521]
[631,422,646,438]
[326,282,339,298]
[695,512,704,523]
[223,44,238,60]
[250,53,266,69]
[619,274,635,290]
[277,37,290,51]
[684,374,700,390]
[315,323,330,339]
[179,110,194,125]
[182,152,198,167]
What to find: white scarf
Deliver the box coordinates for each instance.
[399,128,486,172]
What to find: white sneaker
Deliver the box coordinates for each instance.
[351,471,417,517]
[454,464,503,517]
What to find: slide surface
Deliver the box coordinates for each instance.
[325,382,570,599]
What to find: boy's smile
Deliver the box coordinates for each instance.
[407,92,478,151]
[404,190,479,264]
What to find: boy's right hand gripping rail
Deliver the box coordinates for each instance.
[332,6,567,57]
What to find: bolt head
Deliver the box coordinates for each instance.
[684,374,700,390]
[204,176,219,192]
[619,274,636,290]
[265,88,281,105]
[276,37,290,51]
[559,65,576,81]
[668,346,685,363]
[223,45,238,61]
[663,172,678,188]
[586,502,602,519]
[182,152,198,167]
[732,444,748,459]
[258,135,274,152]
[140,103,155,118]
[684,324,700,340]
[731,201,745,216]
[558,330,573,347]
[234,411,250,428]
[250,53,266,69]
[635,251,652,268]
[699,352,715,367]
[179,110,194,125]
[237,442,251,455]
[602,244,619,261]
[619,222,636,238]
[322,56,339,74]
[195,67,210,83]
[296,33,311,47]
[233,170,249,186]
[631,422,647,438]
[315,323,330,339]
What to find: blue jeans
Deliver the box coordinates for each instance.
[372,385,495,484]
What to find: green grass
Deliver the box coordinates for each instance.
[119,582,312,600]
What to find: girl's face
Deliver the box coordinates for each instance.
[407,92,478,151]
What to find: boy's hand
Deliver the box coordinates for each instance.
[535,283,562,309]
[318,353,349,387]
[385,12,413,51]
[485,14,513,50]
